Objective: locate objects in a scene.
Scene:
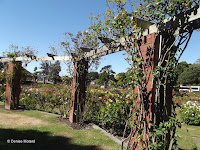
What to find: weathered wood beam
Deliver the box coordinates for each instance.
[0,56,72,62]
[132,17,154,29]
[158,4,200,31]
[80,47,93,52]
[85,37,125,59]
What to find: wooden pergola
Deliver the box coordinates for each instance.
[0,4,200,149]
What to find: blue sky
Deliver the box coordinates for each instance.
[0,0,199,76]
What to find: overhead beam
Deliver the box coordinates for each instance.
[158,4,200,31]
[85,38,126,59]
[132,17,154,29]
[0,56,72,62]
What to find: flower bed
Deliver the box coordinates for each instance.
[84,88,133,136]
[20,84,71,118]
[173,91,200,106]
[180,101,200,125]
[20,84,134,135]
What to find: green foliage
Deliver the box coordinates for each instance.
[48,61,61,84]
[40,61,61,84]
[136,0,199,23]
[20,85,71,117]
[21,67,32,84]
[180,101,200,125]
[6,53,17,58]
[173,61,190,85]
[178,64,200,85]
[115,72,127,88]
[3,44,37,58]
[175,61,189,78]
[98,65,115,85]
[61,76,72,85]
[98,71,109,84]
[84,89,132,136]
[40,61,50,77]
[149,118,181,150]
[0,69,6,99]
[0,68,6,101]
[87,71,99,81]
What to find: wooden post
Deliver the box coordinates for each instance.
[5,61,22,110]
[43,77,46,84]
[69,58,88,123]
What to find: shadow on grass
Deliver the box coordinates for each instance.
[0,128,101,150]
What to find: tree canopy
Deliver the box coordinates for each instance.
[40,61,61,84]
[97,65,115,85]
[178,64,200,85]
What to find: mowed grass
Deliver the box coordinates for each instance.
[1,102,200,150]
[176,124,200,149]
[176,108,200,149]
[0,102,120,150]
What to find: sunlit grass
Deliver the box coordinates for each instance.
[1,100,200,149]
[0,102,120,150]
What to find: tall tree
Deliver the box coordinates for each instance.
[178,64,200,85]
[175,61,190,84]
[48,61,61,84]
[115,72,127,88]
[87,71,99,81]
[98,65,115,87]
[40,61,50,78]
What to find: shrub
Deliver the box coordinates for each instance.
[20,85,71,117]
[84,89,133,136]
[180,101,200,125]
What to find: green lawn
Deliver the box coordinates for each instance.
[0,102,120,150]
[176,124,200,150]
[1,102,200,150]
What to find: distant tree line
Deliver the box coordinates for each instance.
[175,58,200,85]
[2,58,200,87]
[87,65,130,88]
[88,58,200,88]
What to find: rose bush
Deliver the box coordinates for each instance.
[0,70,6,101]
[84,88,134,136]
[180,101,200,125]
[20,85,71,117]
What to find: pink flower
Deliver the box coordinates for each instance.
[93,96,96,99]
[19,94,24,97]
[106,18,110,22]
[82,30,88,34]
[102,96,105,99]
[126,94,131,98]
[126,100,131,105]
